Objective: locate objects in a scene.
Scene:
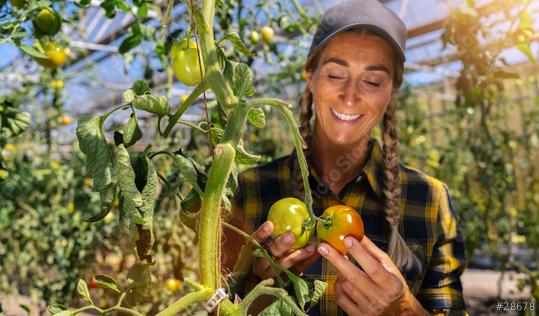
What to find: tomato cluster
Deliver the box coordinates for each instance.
[170,38,204,86]
[267,198,364,255]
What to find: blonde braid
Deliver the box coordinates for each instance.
[382,95,421,272]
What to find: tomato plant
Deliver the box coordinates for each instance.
[267,197,315,250]
[33,8,62,36]
[32,41,67,68]
[316,205,364,254]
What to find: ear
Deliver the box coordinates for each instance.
[306,70,314,93]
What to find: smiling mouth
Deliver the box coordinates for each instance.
[331,108,363,122]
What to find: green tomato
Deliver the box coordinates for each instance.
[261,26,274,43]
[33,8,62,36]
[173,47,204,86]
[267,197,314,250]
[170,38,197,60]
[32,41,67,68]
[249,30,260,44]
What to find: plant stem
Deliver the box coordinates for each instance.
[155,288,213,316]
[199,143,236,289]
[240,279,307,316]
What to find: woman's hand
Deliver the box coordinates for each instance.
[318,235,428,316]
[251,220,320,279]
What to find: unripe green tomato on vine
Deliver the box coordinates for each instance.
[173,48,204,86]
[33,8,62,36]
[170,38,197,60]
[261,26,274,43]
[32,41,67,68]
[249,30,260,44]
[267,197,314,250]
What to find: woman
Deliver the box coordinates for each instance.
[223,0,467,315]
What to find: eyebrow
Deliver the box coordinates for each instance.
[322,57,391,75]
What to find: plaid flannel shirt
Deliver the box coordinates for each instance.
[229,138,467,315]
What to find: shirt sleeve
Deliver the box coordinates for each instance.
[417,184,468,314]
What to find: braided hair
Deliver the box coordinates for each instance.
[296,28,420,272]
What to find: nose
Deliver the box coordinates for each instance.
[340,78,360,107]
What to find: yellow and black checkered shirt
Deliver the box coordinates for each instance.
[230,138,467,315]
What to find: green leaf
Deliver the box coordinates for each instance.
[123,89,135,102]
[52,311,74,316]
[125,262,152,306]
[308,280,328,311]
[516,43,536,64]
[0,109,30,139]
[19,44,48,58]
[137,3,148,18]
[260,299,293,316]
[116,144,143,229]
[132,94,169,117]
[93,275,121,293]
[291,276,309,310]
[48,304,66,315]
[132,80,150,96]
[76,279,92,304]
[233,63,254,98]
[235,140,260,164]
[224,32,253,57]
[174,154,203,196]
[19,304,30,312]
[76,115,116,217]
[123,112,143,147]
[248,107,265,128]
[119,34,142,54]
[210,127,224,146]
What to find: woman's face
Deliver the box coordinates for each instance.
[307,31,397,147]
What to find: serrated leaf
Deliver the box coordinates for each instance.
[94,275,121,293]
[0,110,30,139]
[248,107,265,128]
[123,113,143,147]
[124,89,135,102]
[291,276,309,309]
[308,279,328,311]
[235,140,260,164]
[233,63,254,99]
[225,32,253,57]
[19,44,48,58]
[125,262,152,306]
[132,94,169,117]
[174,154,203,196]
[48,304,66,315]
[76,279,92,304]
[76,116,116,215]
[116,145,143,226]
[260,299,293,316]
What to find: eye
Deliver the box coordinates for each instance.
[328,74,345,80]
[365,80,381,87]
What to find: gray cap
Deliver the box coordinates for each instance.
[308,0,407,61]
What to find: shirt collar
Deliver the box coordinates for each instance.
[290,138,385,200]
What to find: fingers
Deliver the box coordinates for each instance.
[278,244,317,270]
[334,275,364,316]
[290,249,321,275]
[268,232,296,258]
[317,242,382,301]
[345,236,403,293]
[251,221,273,244]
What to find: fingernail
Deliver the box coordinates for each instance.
[263,222,271,232]
[283,233,292,244]
[344,237,353,248]
[318,245,329,256]
[306,244,315,252]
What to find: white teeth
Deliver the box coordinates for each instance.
[331,108,361,121]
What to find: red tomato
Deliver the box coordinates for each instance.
[88,279,98,288]
[316,205,364,254]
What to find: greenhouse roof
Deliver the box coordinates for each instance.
[1,0,538,115]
